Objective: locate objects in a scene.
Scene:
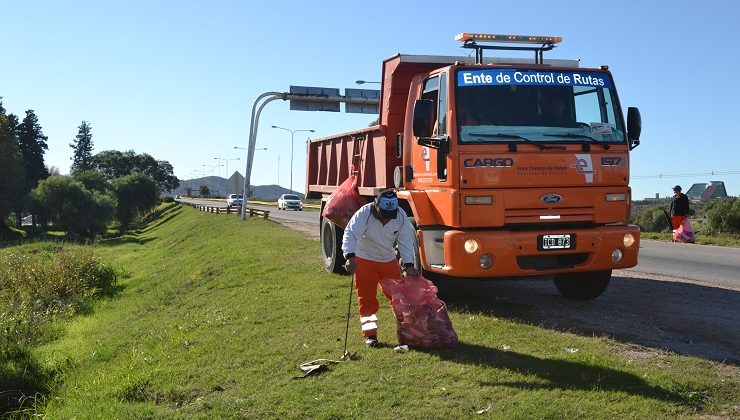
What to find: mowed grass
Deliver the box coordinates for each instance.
[25,205,739,418]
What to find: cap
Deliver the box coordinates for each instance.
[673,185,682,191]
[376,190,398,220]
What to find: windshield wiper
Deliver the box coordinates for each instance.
[469,132,548,150]
[544,133,611,150]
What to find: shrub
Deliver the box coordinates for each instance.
[0,245,117,414]
[0,246,117,350]
[704,197,740,235]
[112,173,159,229]
[632,204,670,232]
[28,176,117,238]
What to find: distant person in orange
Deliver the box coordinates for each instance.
[669,185,690,229]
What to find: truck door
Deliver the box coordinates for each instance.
[415,73,450,183]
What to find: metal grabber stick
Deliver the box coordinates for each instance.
[342,274,354,358]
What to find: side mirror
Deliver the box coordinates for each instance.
[627,107,641,149]
[413,99,434,138]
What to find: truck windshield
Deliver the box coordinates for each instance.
[455,68,625,145]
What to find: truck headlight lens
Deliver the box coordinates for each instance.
[623,233,635,247]
[479,254,493,269]
[464,239,479,254]
[611,248,623,263]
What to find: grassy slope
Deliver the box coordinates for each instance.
[35,205,739,418]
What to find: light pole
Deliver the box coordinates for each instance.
[271,126,314,193]
[194,170,208,196]
[202,164,222,196]
[234,146,267,197]
[355,80,381,85]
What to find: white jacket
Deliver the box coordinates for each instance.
[341,203,415,264]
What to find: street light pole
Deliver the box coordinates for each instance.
[216,157,241,195]
[271,126,314,193]
[202,164,222,196]
[234,146,267,199]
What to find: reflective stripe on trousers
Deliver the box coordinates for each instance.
[353,256,402,338]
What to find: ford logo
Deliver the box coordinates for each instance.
[541,194,563,204]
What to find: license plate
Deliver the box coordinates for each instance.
[539,234,574,250]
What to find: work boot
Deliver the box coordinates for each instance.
[364,336,379,347]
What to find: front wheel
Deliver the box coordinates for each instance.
[553,270,611,299]
[321,218,347,274]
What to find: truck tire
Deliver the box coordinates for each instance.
[553,270,611,300]
[321,218,347,274]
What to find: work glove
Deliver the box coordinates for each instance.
[344,257,356,274]
[404,266,419,277]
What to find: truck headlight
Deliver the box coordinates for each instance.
[464,239,479,254]
[623,233,635,247]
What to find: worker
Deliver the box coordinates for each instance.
[669,185,690,229]
[341,189,418,347]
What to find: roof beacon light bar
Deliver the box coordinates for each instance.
[455,32,562,65]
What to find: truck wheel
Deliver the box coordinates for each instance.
[553,270,611,299]
[321,218,347,274]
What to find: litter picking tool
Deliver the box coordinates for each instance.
[341,271,354,359]
[663,209,673,231]
[295,275,358,378]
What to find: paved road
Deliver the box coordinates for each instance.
[179,197,739,288]
[633,240,740,290]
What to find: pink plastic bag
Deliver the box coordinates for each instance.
[380,275,458,348]
[321,174,366,229]
[673,218,695,243]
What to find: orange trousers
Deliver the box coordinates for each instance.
[353,256,402,338]
[671,215,686,230]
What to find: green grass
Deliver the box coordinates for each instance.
[6,204,738,418]
[640,230,740,246]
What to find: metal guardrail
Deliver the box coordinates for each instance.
[178,201,270,220]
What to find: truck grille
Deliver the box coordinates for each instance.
[505,207,594,224]
[517,253,589,271]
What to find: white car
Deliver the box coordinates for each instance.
[277,194,303,211]
[226,194,243,207]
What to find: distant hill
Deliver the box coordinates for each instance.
[172,172,303,200]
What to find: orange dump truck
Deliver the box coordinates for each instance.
[307,33,642,299]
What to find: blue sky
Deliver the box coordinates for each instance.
[2,0,738,199]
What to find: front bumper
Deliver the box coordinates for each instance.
[419,224,640,277]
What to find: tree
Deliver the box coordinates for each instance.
[199,185,210,197]
[112,173,159,228]
[16,109,50,190]
[73,170,110,193]
[28,176,117,239]
[92,150,179,192]
[0,100,25,228]
[70,121,94,175]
